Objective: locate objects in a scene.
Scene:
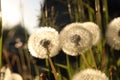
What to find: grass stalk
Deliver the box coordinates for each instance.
[24,51,32,76]
[67,0,72,21]
[95,0,101,26]
[0,19,2,68]
[102,0,109,26]
[18,48,26,72]
[11,55,22,74]
[45,58,51,80]
[0,37,2,68]
[55,63,67,69]
[66,55,72,80]
[78,0,85,21]
[80,53,90,68]
[89,49,97,69]
[3,51,12,69]
[101,48,108,71]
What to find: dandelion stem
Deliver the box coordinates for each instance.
[46,48,58,80]
[66,55,72,79]
[89,49,97,69]
[81,53,90,68]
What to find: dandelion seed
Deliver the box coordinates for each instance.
[106,17,120,50]
[28,27,60,59]
[82,22,101,45]
[72,68,109,80]
[60,23,92,56]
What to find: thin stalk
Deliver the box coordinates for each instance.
[80,53,90,68]
[88,10,94,21]
[78,0,85,21]
[32,59,39,76]
[46,48,58,80]
[101,48,108,71]
[45,5,48,26]
[95,0,101,26]
[56,67,62,80]
[66,55,72,79]
[11,55,22,74]
[67,0,72,21]
[76,55,80,69]
[0,37,2,68]
[18,48,26,72]
[89,49,97,69]
[45,58,51,80]
[55,63,67,69]
[25,53,31,75]
[102,0,109,26]
[3,51,12,69]
[24,50,32,75]
[75,8,79,22]
[83,2,94,21]
[0,19,2,68]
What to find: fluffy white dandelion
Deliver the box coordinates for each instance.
[4,73,23,80]
[60,23,92,56]
[0,66,23,80]
[28,27,60,59]
[0,66,11,79]
[72,68,109,80]
[106,17,120,50]
[82,22,101,45]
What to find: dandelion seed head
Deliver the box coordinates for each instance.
[0,66,23,80]
[106,17,120,50]
[28,27,60,59]
[60,23,92,56]
[4,73,23,80]
[72,68,109,80]
[82,22,101,45]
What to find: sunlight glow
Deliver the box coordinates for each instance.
[1,0,21,29]
[1,0,45,35]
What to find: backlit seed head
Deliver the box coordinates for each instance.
[82,22,101,45]
[60,23,92,56]
[106,17,120,50]
[72,68,109,80]
[28,27,60,59]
